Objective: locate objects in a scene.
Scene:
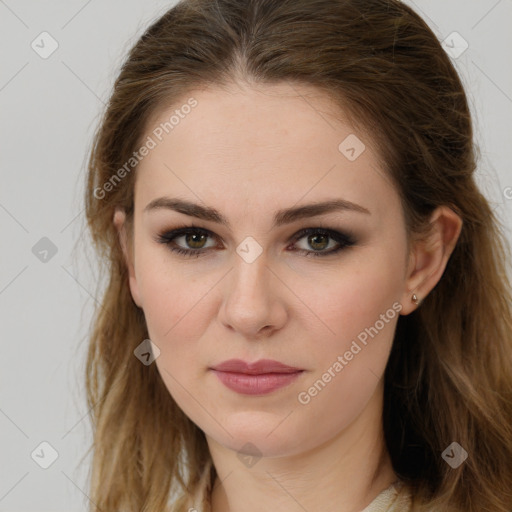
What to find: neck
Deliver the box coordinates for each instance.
[208,385,396,512]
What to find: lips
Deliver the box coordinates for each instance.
[210,359,304,395]
[212,359,302,374]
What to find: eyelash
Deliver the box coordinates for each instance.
[155,225,357,259]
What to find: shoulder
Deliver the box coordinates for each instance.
[362,481,412,512]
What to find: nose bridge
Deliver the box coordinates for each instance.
[219,238,287,336]
[230,242,271,305]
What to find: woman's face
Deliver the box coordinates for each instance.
[121,81,414,458]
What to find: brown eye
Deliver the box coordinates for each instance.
[290,228,356,258]
[184,232,208,249]
[156,227,217,258]
[157,225,356,259]
[307,233,330,251]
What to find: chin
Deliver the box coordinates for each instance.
[204,410,327,459]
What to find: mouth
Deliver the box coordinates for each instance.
[209,359,304,395]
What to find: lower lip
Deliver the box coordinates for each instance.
[212,370,303,395]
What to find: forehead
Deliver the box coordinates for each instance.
[134,81,398,220]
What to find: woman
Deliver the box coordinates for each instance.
[84,0,512,510]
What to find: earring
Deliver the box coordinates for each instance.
[412,293,420,306]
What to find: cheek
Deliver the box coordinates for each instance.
[142,267,214,415]
[293,244,404,348]
[286,252,403,433]
[135,240,212,336]
[141,281,213,358]
[134,249,218,394]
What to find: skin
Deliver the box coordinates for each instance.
[114,81,462,512]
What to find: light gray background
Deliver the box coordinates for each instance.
[1,1,511,511]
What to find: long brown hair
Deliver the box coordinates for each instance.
[84,0,512,510]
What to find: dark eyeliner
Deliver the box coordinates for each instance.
[288,227,356,258]
[156,225,356,258]
[156,226,214,259]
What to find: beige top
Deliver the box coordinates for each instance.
[361,481,412,511]
[183,461,412,512]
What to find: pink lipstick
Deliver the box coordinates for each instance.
[210,359,303,395]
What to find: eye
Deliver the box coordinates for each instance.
[156,226,356,258]
[288,227,356,258]
[156,226,217,258]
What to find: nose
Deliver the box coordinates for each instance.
[218,249,288,340]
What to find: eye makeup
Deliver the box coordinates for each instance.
[154,224,357,259]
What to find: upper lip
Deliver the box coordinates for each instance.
[211,359,303,375]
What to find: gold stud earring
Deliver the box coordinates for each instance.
[412,293,420,306]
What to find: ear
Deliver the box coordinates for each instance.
[113,207,143,308]
[399,205,462,315]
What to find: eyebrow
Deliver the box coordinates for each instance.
[143,196,370,229]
